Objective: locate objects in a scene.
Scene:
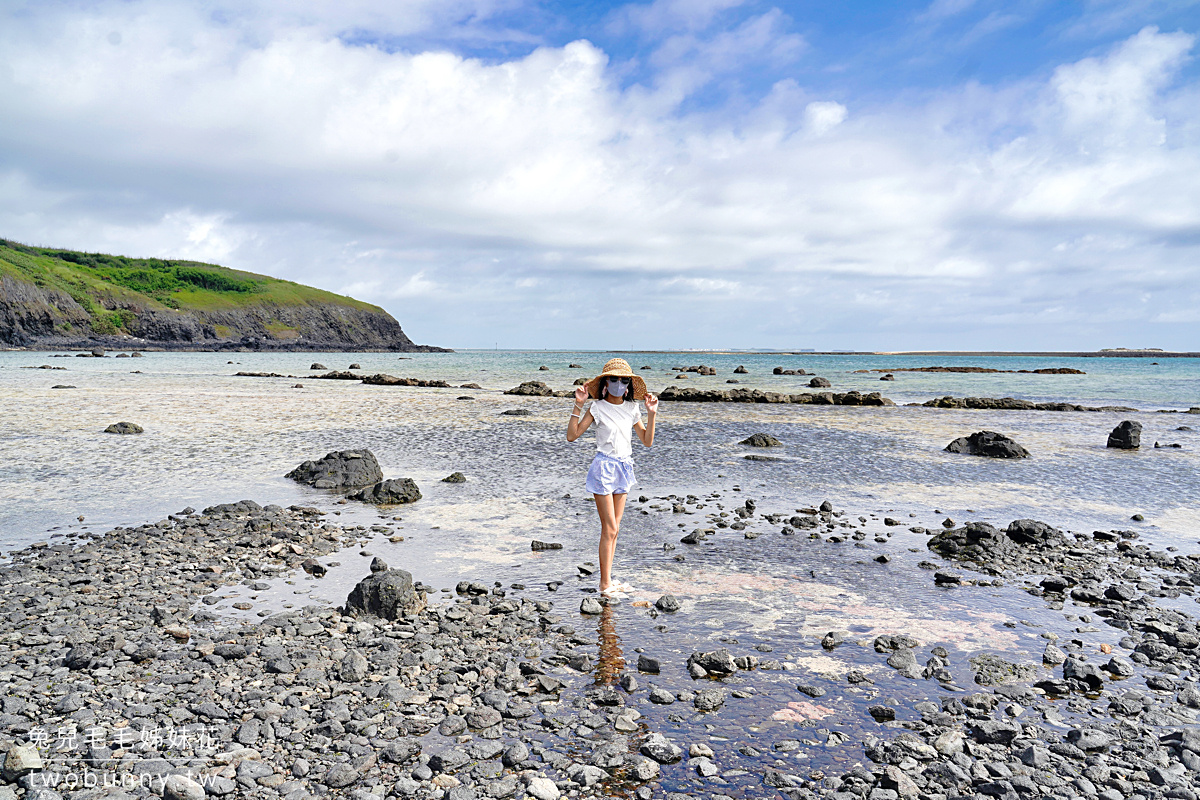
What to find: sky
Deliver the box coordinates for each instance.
[1,0,1198,352]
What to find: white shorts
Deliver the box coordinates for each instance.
[585,452,636,496]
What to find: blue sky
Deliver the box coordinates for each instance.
[1,0,1198,351]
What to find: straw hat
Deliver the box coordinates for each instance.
[584,357,647,400]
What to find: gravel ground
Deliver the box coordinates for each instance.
[3,498,1200,800]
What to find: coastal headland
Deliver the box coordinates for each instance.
[0,240,449,353]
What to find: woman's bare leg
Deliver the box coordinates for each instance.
[594,493,626,592]
[608,493,627,588]
[613,492,627,530]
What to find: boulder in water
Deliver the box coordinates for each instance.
[504,381,553,396]
[347,478,422,505]
[287,450,383,489]
[441,472,466,483]
[104,422,144,434]
[1107,420,1141,449]
[808,377,831,388]
[740,433,782,447]
[945,431,1029,458]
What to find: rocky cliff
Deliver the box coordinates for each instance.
[0,241,448,352]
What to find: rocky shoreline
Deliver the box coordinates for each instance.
[853,368,1087,375]
[9,339,449,353]
[4,488,1200,800]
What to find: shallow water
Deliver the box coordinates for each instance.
[2,350,1197,553]
[3,348,1197,788]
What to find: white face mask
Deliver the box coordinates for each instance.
[606,378,627,398]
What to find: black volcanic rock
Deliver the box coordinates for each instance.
[740,433,782,447]
[928,518,1070,573]
[286,450,383,489]
[945,431,1030,458]
[924,396,1134,412]
[1107,420,1141,449]
[347,478,422,505]
[504,381,553,396]
[659,386,893,406]
[360,374,450,387]
[345,568,425,619]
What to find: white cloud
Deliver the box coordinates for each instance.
[660,276,742,294]
[387,271,437,298]
[1051,25,1192,148]
[0,4,1197,350]
[803,101,847,135]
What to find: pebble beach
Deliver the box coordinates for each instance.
[2,349,1200,800]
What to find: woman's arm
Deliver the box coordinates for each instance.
[566,385,593,441]
[636,392,658,446]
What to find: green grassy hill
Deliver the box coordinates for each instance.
[0,239,446,351]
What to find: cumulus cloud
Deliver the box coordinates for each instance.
[803,101,848,136]
[0,2,1197,350]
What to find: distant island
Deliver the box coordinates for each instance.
[0,239,448,352]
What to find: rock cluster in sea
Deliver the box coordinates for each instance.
[286,450,383,490]
[503,382,573,398]
[285,450,423,507]
[235,372,451,387]
[923,396,1136,412]
[659,387,894,406]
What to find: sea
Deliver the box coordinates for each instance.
[1,348,1198,779]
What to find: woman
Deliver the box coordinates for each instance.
[566,358,658,595]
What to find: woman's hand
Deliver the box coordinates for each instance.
[644,392,658,414]
[574,385,589,405]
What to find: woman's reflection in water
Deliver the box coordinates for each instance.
[594,604,625,685]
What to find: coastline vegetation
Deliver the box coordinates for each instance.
[0,238,384,336]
